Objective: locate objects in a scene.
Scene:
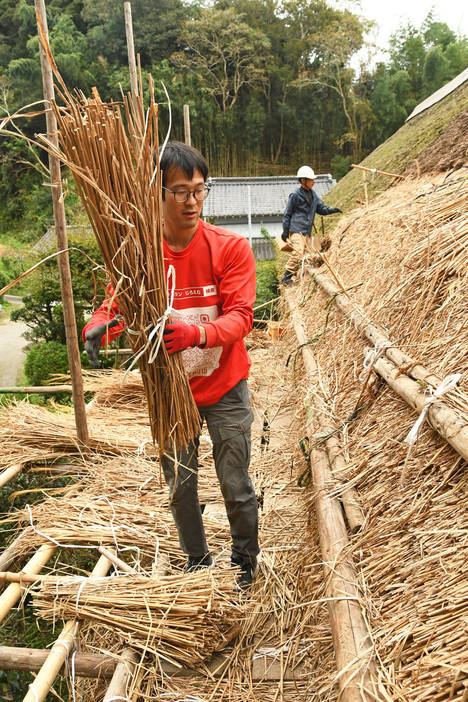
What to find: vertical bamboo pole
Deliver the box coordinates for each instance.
[124,2,138,100]
[103,648,139,701]
[362,169,368,209]
[22,553,113,702]
[184,104,191,145]
[34,0,89,446]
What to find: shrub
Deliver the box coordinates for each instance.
[24,340,70,387]
[255,259,278,320]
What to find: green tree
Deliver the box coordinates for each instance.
[173,7,271,112]
[423,45,450,95]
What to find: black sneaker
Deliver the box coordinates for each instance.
[231,555,258,591]
[184,554,214,573]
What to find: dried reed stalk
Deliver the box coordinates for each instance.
[33,569,243,667]
[35,45,199,450]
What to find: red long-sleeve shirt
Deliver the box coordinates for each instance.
[82,219,256,406]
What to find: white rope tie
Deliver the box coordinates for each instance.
[121,264,176,385]
[404,373,462,447]
[28,685,39,702]
[359,339,393,382]
[400,373,461,485]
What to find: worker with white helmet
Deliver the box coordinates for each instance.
[281,166,342,285]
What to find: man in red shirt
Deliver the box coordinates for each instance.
[83,142,259,589]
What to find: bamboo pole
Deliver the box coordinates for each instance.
[34,0,89,447]
[284,291,378,700]
[124,2,138,101]
[286,293,365,532]
[0,544,56,624]
[366,349,468,463]
[0,386,73,394]
[0,463,22,489]
[351,163,405,179]
[0,647,116,678]
[362,169,368,209]
[184,104,191,146]
[309,439,377,701]
[0,535,25,571]
[103,648,139,702]
[308,266,468,464]
[22,552,113,702]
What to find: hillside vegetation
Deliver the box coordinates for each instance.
[324,79,468,216]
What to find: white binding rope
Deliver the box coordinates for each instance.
[121,264,176,386]
[359,339,393,382]
[404,373,462,447]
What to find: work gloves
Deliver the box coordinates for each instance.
[329,207,342,214]
[84,318,121,368]
[281,231,289,242]
[163,320,201,355]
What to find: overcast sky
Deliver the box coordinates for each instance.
[342,0,467,66]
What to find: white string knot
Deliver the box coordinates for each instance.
[359,339,393,382]
[404,373,462,447]
[121,265,176,386]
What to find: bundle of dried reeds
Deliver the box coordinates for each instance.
[0,402,158,471]
[33,569,243,667]
[36,42,199,450]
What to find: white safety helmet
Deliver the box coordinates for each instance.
[297,165,315,180]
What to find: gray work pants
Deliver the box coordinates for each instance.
[161,379,259,563]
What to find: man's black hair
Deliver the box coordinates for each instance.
[159,142,208,197]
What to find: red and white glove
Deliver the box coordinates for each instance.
[163,321,201,355]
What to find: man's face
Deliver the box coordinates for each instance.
[302,178,314,190]
[162,167,205,235]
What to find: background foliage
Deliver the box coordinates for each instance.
[1,0,467,242]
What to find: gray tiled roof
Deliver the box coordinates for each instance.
[203,175,336,218]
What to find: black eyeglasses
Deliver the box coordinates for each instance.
[162,185,211,203]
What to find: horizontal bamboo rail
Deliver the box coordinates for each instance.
[351,163,405,179]
[285,289,378,701]
[0,385,73,394]
[0,544,57,624]
[308,266,468,464]
[366,349,468,463]
[0,646,116,678]
[23,552,113,702]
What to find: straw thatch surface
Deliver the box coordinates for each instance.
[286,169,468,699]
[1,329,339,700]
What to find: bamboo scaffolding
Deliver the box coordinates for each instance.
[22,552,113,702]
[306,267,468,464]
[284,291,377,701]
[0,543,56,624]
[286,293,365,532]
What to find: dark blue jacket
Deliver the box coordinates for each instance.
[283,186,337,236]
